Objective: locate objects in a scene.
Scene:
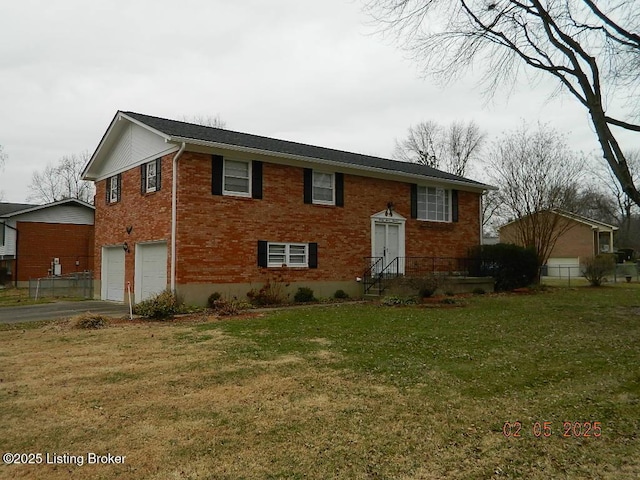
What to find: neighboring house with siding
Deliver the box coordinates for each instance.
[499,210,617,277]
[0,199,95,286]
[82,111,493,305]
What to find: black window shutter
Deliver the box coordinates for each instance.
[252,161,263,199]
[212,155,224,195]
[140,163,147,194]
[257,240,268,267]
[303,168,313,204]
[106,177,111,204]
[1,223,5,246]
[335,173,344,207]
[410,184,418,219]
[156,158,162,191]
[116,174,122,202]
[308,242,318,268]
[452,189,459,222]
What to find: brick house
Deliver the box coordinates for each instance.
[0,199,95,286]
[499,210,617,277]
[82,111,492,305]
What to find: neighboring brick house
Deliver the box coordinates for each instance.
[0,199,95,286]
[82,111,492,305]
[499,210,617,277]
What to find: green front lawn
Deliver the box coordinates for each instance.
[1,284,639,478]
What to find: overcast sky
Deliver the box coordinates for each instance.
[0,0,631,203]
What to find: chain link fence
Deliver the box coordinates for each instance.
[29,271,93,299]
[541,262,640,286]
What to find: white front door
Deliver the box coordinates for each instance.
[371,212,406,275]
[375,223,400,269]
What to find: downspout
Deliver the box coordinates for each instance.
[171,142,186,293]
[3,223,19,287]
[479,192,484,245]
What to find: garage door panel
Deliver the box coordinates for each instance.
[546,257,581,277]
[135,242,167,302]
[102,247,125,302]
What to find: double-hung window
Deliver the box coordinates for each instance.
[145,161,157,193]
[223,159,251,196]
[107,174,121,204]
[141,158,161,194]
[417,186,450,222]
[312,172,334,205]
[267,243,308,268]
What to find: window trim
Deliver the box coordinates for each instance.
[145,160,157,193]
[312,171,335,205]
[267,242,308,268]
[416,185,451,222]
[108,175,120,204]
[223,158,252,197]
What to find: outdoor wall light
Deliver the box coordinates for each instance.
[123,242,130,253]
[385,202,394,217]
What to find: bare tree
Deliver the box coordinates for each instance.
[28,151,95,204]
[597,150,640,222]
[394,120,485,176]
[365,0,640,207]
[490,122,583,265]
[181,114,227,129]
[593,149,640,247]
[568,186,619,226]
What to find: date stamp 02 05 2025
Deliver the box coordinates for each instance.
[502,421,602,438]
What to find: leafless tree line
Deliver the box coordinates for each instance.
[365,0,640,209]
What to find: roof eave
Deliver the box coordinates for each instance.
[0,199,95,218]
[82,111,173,181]
[168,135,495,192]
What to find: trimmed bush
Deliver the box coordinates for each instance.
[468,243,538,292]
[380,295,417,306]
[581,255,616,287]
[133,290,184,319]
[333,289,349,300]
[412,276,439,298]
[294,287,316,303]
[211,298,252,316]
[247,278,287,306]
[207,292,222,308]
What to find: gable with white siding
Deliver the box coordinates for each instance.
[87,120,178,181]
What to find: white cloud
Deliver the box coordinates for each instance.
[0,0,623,202]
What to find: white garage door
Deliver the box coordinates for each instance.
[102,246,125,302]
[546,257,581,278]
[135,242,168,302]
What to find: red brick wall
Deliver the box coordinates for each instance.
[93,155,173,291]
[16,222,94,281]
[546,221,595,258]
[93,151,482,290]
[500,215,596,260]
[175,153,481,284]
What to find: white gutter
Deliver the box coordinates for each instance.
[170,142,186,293]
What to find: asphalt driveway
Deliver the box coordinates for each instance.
[0,301,130,324]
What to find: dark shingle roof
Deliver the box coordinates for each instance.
[0,203,38,217]
[123,111,488,189]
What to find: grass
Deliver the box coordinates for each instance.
[1,285,639,478]
[0,287,63,307]
[0,286,87,307]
